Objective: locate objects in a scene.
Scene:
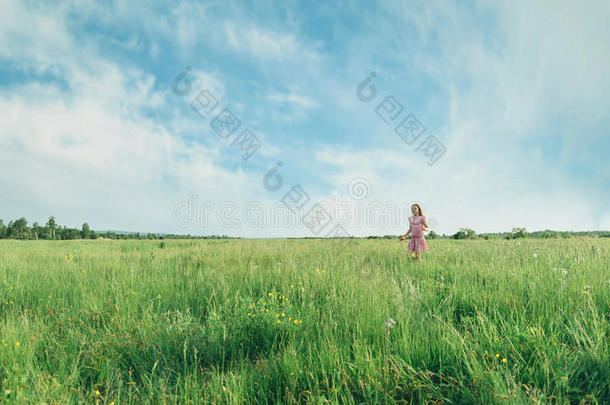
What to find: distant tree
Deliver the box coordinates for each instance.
[32,222,42,240]
[0,219,6,238]
[561,232,573,238]
[541,230,553,238]
[8,217,29,239]
[81,223,91,239]
[510,227,527,239]
[46,216,57,240]
[427,230,439,239]
[60,226,80,240]
[452,227,476,239]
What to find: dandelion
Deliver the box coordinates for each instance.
[502,358,507,364]
[281,312,286,317]
[15,342,20,346]
[290,284,294,288]
[533,253,538,258]
[267,292,272,296]
[293,319,298,325]
[384,318,396,328]
[562,269,568,276]
[265,309,269,312]
[276,320,281,324]
[298,281,302,286]
[288,317,292,321]
[495,353,500,358]
[95,390,100,396]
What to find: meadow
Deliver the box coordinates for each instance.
[0,238,608,404]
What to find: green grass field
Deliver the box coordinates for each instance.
[0,238,608,404]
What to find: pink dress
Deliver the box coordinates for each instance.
[408,216,428,252]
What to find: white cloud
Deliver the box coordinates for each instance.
[223,20,322,63]
[265,91,318,109]
[312,144,599,235]
[0,0,267,235]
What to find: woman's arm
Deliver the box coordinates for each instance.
[422,218,429,232]
[399,225,412,241]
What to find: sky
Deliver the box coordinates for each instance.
[0,0,609,237]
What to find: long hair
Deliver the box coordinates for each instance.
[411,203,425,219]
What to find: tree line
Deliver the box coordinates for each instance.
[441,227,610,240]
[365,227,610,240]
[0,216,235,240]
[1,216,608,240]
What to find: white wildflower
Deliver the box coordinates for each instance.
[384,318,396,328]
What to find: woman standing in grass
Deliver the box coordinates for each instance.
[399,203,429,260]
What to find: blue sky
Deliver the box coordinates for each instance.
[1,0,609,237]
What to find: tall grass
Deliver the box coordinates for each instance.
[0,238,608,403]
